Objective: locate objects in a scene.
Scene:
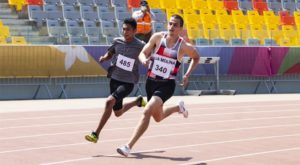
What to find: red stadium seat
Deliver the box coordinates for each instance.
[127,0,140,10]
[253,1,268,15]
[279,11,295,26]
[26,0,43,5]
[224,0,239,13]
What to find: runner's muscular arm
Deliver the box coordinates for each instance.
[139,33,162,66]
[99,51,114,63]
[179,42,200,87]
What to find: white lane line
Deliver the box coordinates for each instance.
[2,102,300,121]
[1,115,300,141]
[180,147,300,165]
[1,123,300,154]
[0,113,100,121]
[40,133,300,165]
[1,108,300,130]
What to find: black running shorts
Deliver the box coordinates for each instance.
[110,78,134,111]
[145,77,176,103]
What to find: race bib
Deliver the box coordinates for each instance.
[116,54,135,72]
[151,55,176,78]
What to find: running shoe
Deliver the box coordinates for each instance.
[117,145,131,157]
[136,95,147,107]
[178,100,188,118]
[85,131,98,143]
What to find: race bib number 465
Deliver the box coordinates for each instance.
[116,54,135,72]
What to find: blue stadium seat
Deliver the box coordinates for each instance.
[65,20,85,37]
[94,0,110,7]
[88,36,101,45]
[266,0,282,14]
[99,11,116,22]
[29,10,47,27]
[115,12,132,21]
[84,21,100,36]
[152,13,167,23]
[97,6,111,14]
[62,5,76,12]
[77,0,95,7]
[44,0,60,5]
[111,0,128,7]
[264,38,278,46]
[46,11,64,21]
[63,11,82,22]
[81,12,99,22]
[247,38,260,46]
[69,36,87,45]
[43,4,61,12]
[238,0,253,12]
[195,38,209,45]
[47,20,68,37]
[114,7,131,21]
[61,0,78,6]
[79,5,94,13]
[153,22,166,32]
[282,0,296,13]
[297,0,300,11]
[230,38,244,45]
[212,38,227,45]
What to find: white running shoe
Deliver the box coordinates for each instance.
[178,100,188,118]
[117,145,130,157]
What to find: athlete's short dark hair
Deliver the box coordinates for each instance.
[171,14,184,27]
[123,18,137,30]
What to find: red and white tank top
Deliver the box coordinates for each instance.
[147,33,183,80]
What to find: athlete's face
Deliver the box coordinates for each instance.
[167,17,182,35]
[122,23,136,42]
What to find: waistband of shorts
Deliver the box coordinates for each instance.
[147,77,175,82]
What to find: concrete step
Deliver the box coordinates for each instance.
[8,25,33,31]
[27,36,54,42]
[1,18,29,25]
[0,14,18,19]
[0,8,11,14]
[10,31,39,36]
[0,2,9,8]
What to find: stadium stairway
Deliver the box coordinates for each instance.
[0,1,54,44]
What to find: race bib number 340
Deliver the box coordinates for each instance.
[116,54,135,72]
[151,55,176,78]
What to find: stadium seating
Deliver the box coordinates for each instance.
[238,0,253,12]
[264,38,277,45]
[160,0,177,9]
[87,36,101,45]
[127,0,140,10]
[0,25,11,39]
[212,38,227,45]
[8,0,27,11]
[230,38,244,45]
[111,0,128,7]
[44,0,60,5]
[27,0,43,5]
[192,0,208,10]
[252,0,268,15]
[77,0,95,7]
[176,0,191,10]
[94,0,110,7]
[195,38,209,45]
[266,0,282,14]
[11,36,28,44]
[0,36,7,44]
[2,0,300,46]
[147,0,161,8]
[224,0,239,13]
